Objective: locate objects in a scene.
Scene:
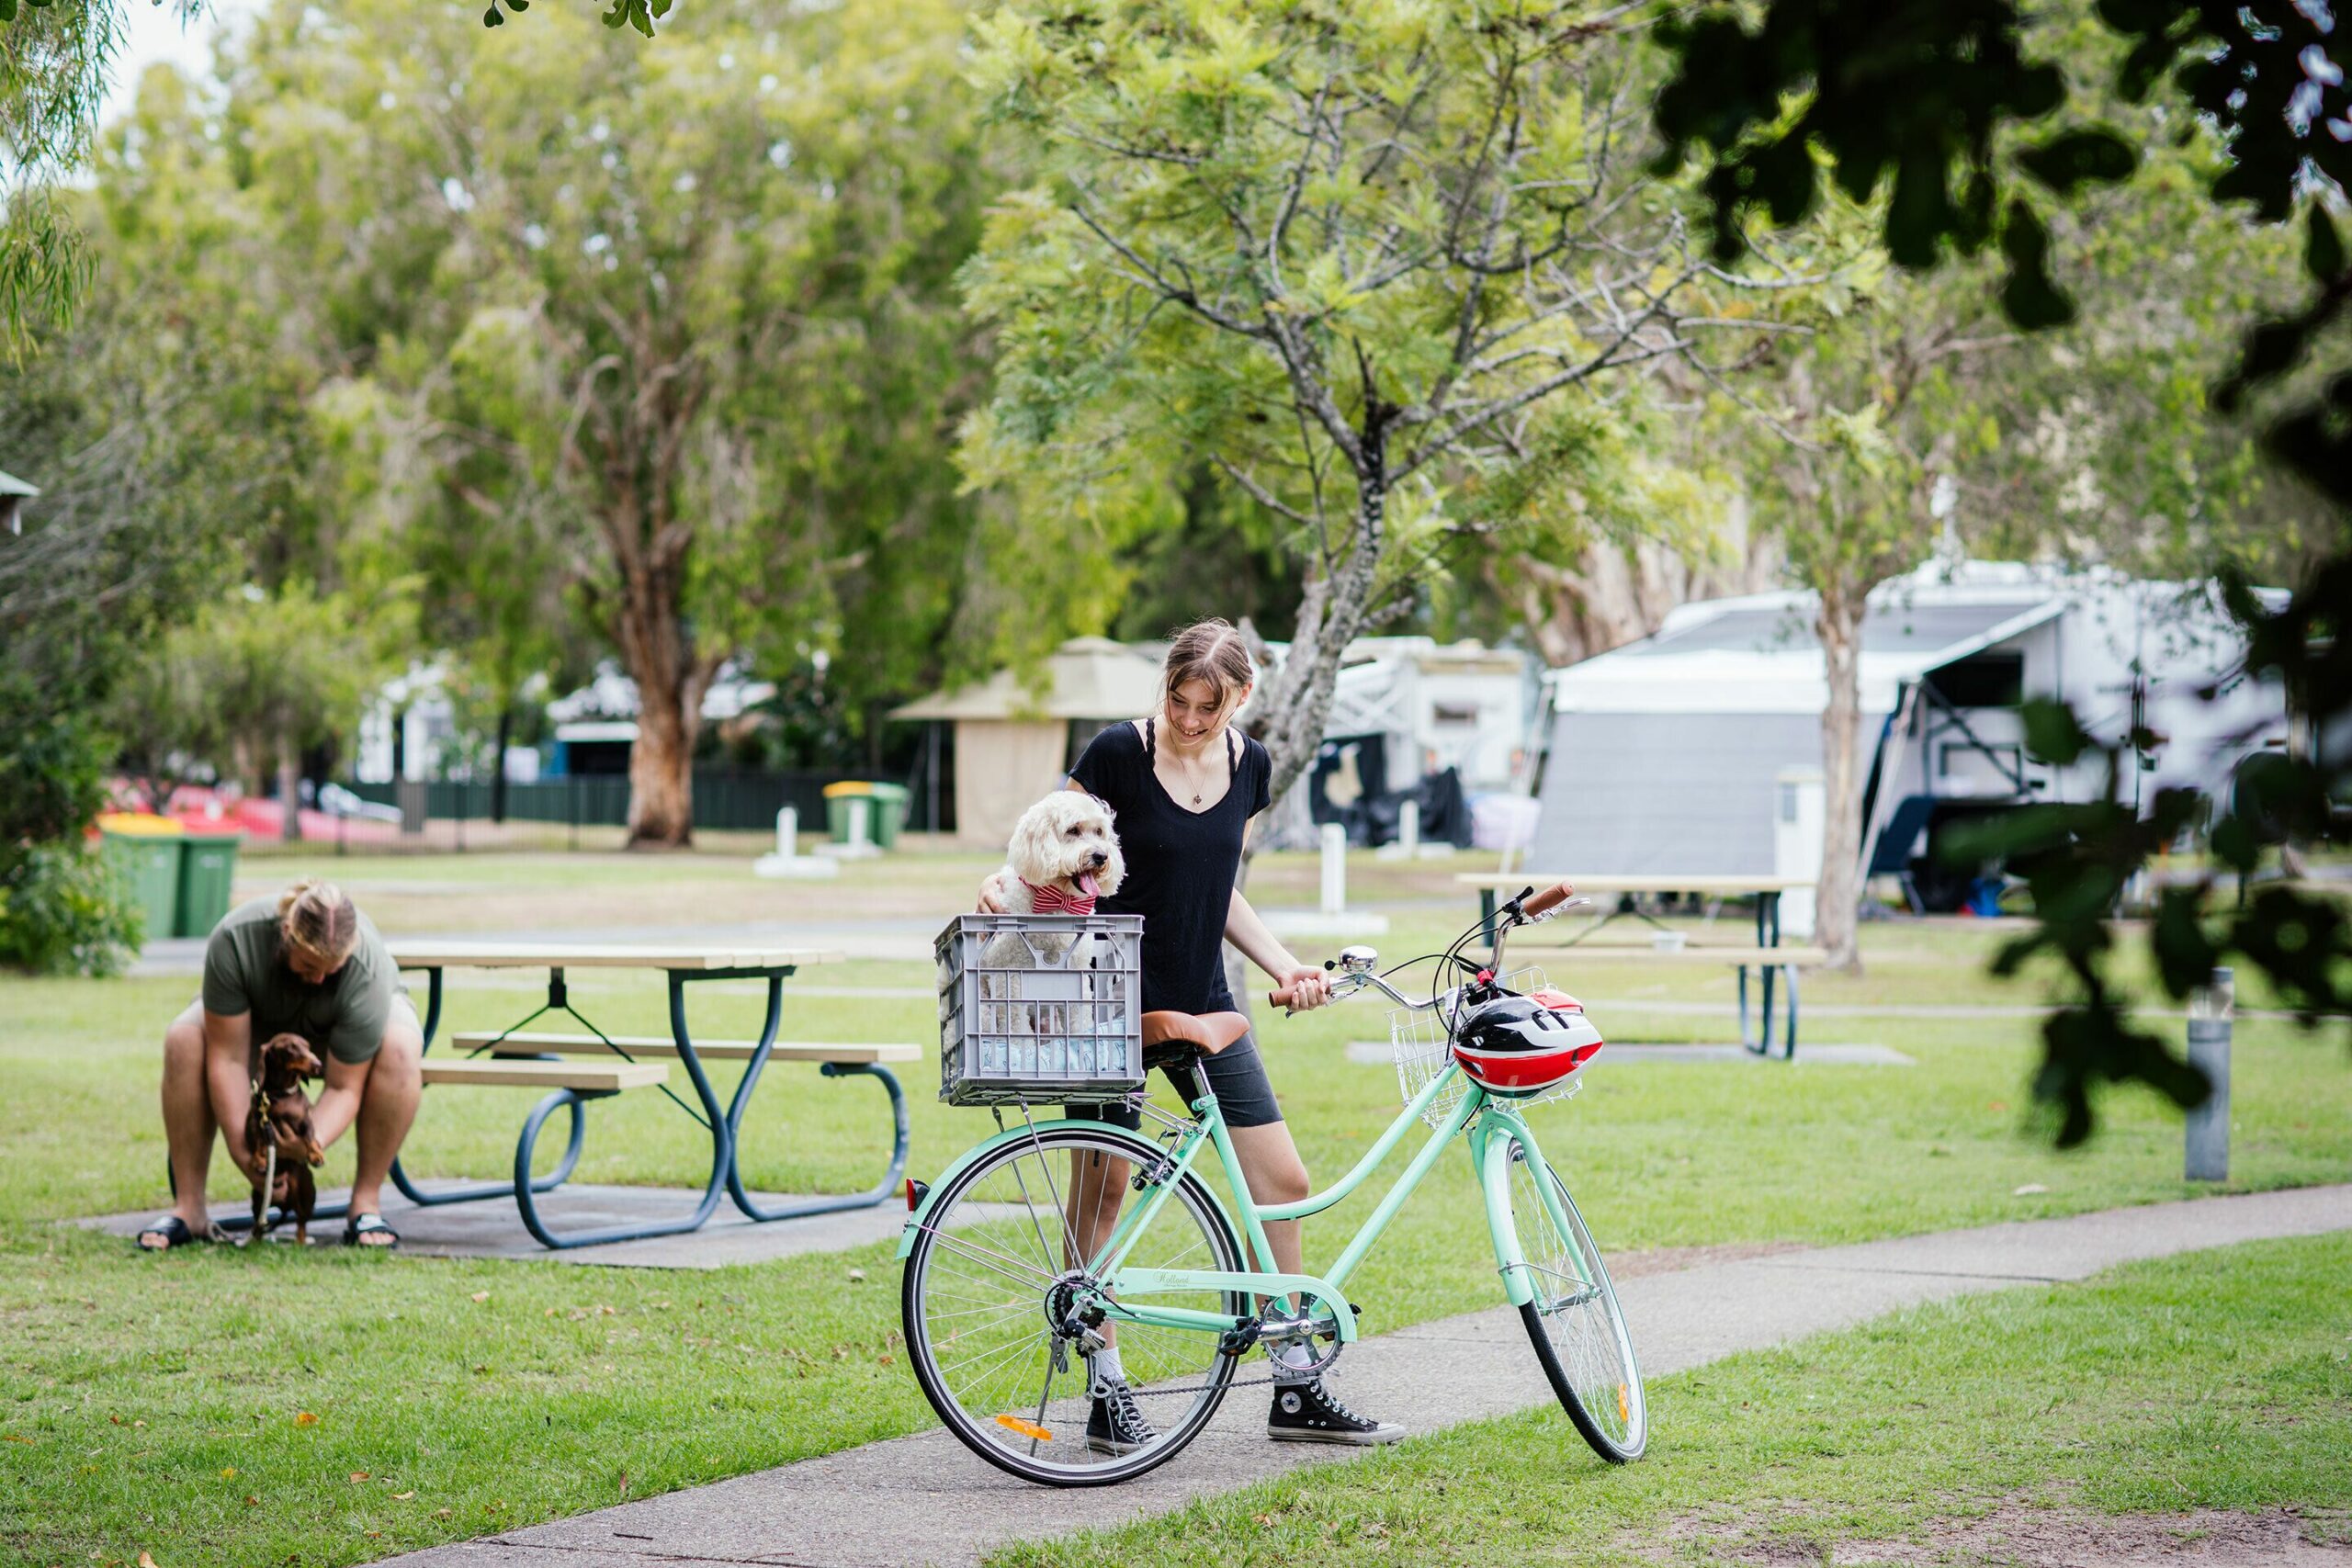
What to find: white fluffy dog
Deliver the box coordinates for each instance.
[981,792,1126,1036]
[998,790,1125,921]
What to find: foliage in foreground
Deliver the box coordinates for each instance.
[1653,0,2352,1142]
[989,1232,2352,1567]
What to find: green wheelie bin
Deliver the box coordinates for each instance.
[99,827,182,943]
[173,831,243,938]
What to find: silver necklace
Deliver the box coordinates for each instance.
[1170,738,1214,806]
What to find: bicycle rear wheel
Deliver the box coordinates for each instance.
[1502,1134,1646,1461]
[901,1123,1246,1486]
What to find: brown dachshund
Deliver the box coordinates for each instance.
[247,1032,325,1245]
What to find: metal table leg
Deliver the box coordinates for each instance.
[1737,893,1797,1060]
[390,965,581,1208]
[721,974,913,1221]
[514,969,737,1249]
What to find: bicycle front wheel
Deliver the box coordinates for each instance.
[901,1123,1247,1486]
[1502,1134,1646,1461]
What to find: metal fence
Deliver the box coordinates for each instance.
[345,769,869,832]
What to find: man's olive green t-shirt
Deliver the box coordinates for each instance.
[200,897,406,1065]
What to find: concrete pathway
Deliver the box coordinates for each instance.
[372,1183,2352,1568]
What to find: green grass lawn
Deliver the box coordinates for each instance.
[4,851,2349,1567]
[988,1232,2352,1567]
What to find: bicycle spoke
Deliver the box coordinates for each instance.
[906,1127,1243,1483]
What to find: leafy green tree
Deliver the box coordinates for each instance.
[956,0,1786,799]
[1653,0,2349,1140]
[151,584,393,840]
[188,0,993,844]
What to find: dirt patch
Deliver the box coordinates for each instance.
[1605,1240,1809,1280]
[1647,1502,2351,1566]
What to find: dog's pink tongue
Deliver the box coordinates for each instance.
[1077,870,1099,899]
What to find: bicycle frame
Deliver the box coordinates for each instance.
[896,1053,1577,1347]
[899,881,1589,1353]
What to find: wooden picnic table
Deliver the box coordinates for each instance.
[1457,874,1819,1060]
[381,940,918,1250]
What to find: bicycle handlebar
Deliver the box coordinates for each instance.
[1269,984,1299,1009]
[1521,880,1575,918]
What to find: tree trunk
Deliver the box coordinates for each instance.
[1815,580,1865,973]
[627,705,695,848]
[491,706,511,825]
[613,564,703,850]
[277,728,303,843]
[1248,429,1392,808]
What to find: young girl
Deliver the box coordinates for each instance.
[979,619,1403,1450]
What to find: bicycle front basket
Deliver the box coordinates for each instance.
[935,913,1145,1106]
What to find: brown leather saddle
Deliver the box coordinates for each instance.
[1140,1009,1251,1066]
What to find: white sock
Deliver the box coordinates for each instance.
[1089,1345,1126,1389]
[1272,1342,1317,1384]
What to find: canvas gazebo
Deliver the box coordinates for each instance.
[891,637,1164,844]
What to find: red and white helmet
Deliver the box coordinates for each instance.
[1452,994,1603,1094]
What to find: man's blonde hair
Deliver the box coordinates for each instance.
[277,879,359,970]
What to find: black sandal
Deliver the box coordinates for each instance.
[136,1214,223,1251]
[343,1213,401,1250]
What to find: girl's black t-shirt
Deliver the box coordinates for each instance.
[1069,720,1272,1015]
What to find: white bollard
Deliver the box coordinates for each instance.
[847,796,871,850]
[1320,822,1347,915]
[2185,968,2233,1181]
[755,801,837,878]
[1397,799,1419,857]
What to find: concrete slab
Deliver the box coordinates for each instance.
[79,1180,945,1269]
[1343,1040,1913,1066]
[368,1183,2352,1568]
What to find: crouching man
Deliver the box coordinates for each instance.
[138,879,422,1251]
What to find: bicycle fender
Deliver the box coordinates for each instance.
[894,1115,1162,1261]
[1478,1108,1543,1309]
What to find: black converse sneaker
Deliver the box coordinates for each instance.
[1267,1377,1407,1444]
[1085,1377,1157,1456]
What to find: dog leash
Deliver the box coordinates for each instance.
[249,1074,277,1242]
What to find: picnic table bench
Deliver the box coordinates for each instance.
[376,941,917,1249]
[1459,874,1821,1060]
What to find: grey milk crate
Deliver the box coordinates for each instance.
[936,912,1145,1106]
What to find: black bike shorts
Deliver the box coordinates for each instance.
[1070,1029,1284,1131]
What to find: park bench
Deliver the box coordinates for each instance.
[418,1056,672,1091]
[1459,874,1821,1059]
[423,1029,922,1235]
[448,1032,919,1067]
[379,942,922,1249]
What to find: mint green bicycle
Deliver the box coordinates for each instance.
[897,882,1646,1485]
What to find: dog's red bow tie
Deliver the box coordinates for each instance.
[1023,879,1097,915]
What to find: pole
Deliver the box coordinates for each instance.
[1319,821,1346,916]
[2185,966,2233,1182]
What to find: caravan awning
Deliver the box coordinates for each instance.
[1553,596,2067,716]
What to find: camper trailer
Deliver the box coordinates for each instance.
[1531,562,2289,910]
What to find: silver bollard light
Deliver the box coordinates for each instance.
[2184,966,2233,1182]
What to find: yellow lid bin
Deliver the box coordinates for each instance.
[820,781,909,849]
